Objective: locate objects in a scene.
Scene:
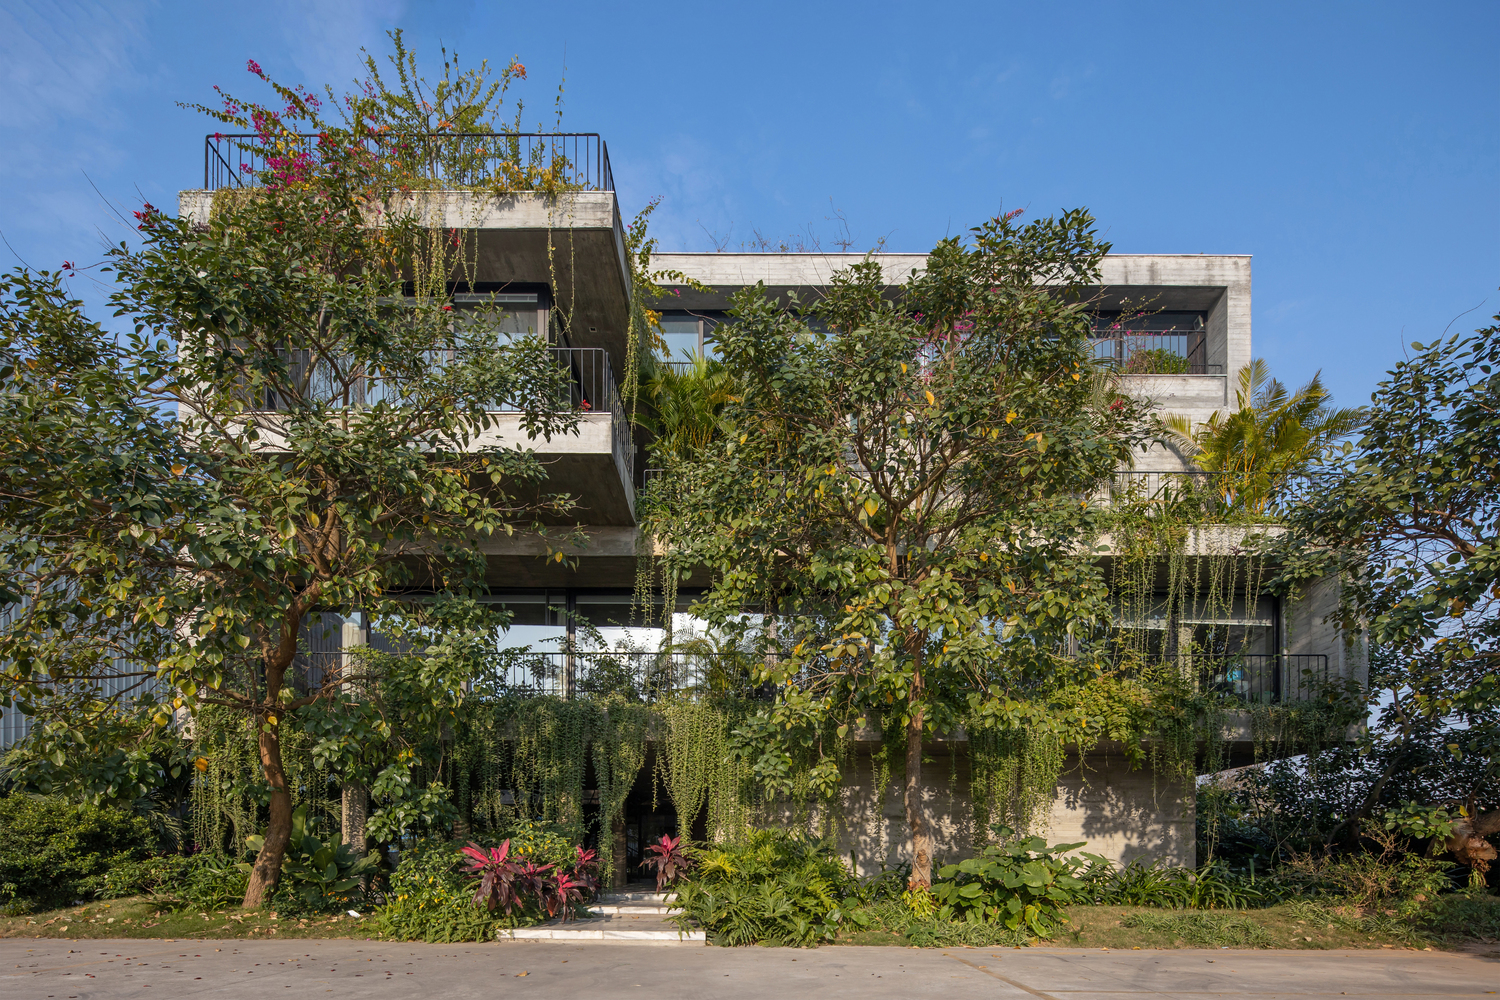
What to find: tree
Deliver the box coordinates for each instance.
[638,354,738,462]
[1164,359,1364,514]
[642,211,1147,887]
[0,48,585,906]
[1269,317,1500,869]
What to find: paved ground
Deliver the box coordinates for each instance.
[2,938,1494,1000]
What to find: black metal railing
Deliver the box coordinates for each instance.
[1112,653,1330,705]
[480,649,781,701]
[246,347,632,484]
[479,648,1331,706]
[1091,331,1223,375]
[1107,470,1325,514]
[538,348,633,488]
[1109,470,1229,500]
[205,132,614,193]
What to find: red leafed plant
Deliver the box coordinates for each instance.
[549,870,587,921]
[642,833,695,891]
[459,840,522,914]
[569,846,600,897]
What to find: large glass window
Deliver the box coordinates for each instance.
[453,292,547,344]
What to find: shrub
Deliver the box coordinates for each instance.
[671,830,860,946]
[642,833,694,891]
[1275,845,1454,913]
[492,818,586,872]
[930,831,1088,936]
[242,805,380,911]
[379,834,596,943]
[1123,348,1191,375]
[89,851,248,910]
[1076,857,1264,910]
[459,840,596,921]
[378,839,519,942]
[0,794,158,912]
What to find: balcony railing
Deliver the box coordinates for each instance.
[482,649,778,702]
[1112,653,1330,705]
[204,132,614,193]
[1107,471,1325,513]
[476,647,1331,707]
[1092,331,1223,375]
[249,347,632,485]
[540,348,633,488]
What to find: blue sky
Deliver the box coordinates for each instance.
[2,0,1495,406]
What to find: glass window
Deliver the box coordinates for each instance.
[454,293,545,344]
[659,314,701,361]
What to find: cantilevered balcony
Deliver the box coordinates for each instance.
[185,132,632,377]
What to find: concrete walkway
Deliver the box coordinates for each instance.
[2,938,1494,1000]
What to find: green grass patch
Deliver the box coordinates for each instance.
[0,896,379,941]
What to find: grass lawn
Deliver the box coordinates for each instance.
[5,895,1496,954]
[838,899,1500,953]
[0,897,379,941]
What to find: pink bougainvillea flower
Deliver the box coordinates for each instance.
[247,58,263,77]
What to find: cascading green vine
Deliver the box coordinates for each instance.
[967,727,1068,840]
[189,704,337,854]
[653,699,755,843]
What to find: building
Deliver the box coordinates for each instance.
[4,132,1364,878]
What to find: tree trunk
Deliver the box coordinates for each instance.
[340,617,369,854]
[612,814,628,889]
[342,782,369,854]
[905,709,934,889]
[244,722,291,907]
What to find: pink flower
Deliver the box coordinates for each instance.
[247,58,263,77]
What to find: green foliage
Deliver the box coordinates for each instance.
[377,839,519,942]
[1276,838,1455,913]
[1123,347,1191,375]
[1077,857,1264,910]
[671,830,861,946]
[641,210,1151,885]
[0,796,158,912]
[1119,909,1271,946]
[243,805,380,910]
[489,818,581,871]
[1416,889,1500,943]
[1382,801,1457,842]
[1164,358,1364,514]
[638,355,738,462]
[1268,317,1500,847]
[90,852,248,912]
[931,830,1087,935]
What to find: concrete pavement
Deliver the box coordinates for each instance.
[2,938,1494,1000]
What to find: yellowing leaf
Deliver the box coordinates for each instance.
[1072,372,1081,380]
[925,390,935,405]
[1006,411,1017,423]
[863,498,879,517]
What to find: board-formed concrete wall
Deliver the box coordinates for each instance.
[768,747,1195,875]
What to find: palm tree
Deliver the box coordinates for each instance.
[637,353,739,463]
[1163,359,1364,515]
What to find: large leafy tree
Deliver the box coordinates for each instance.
[643,211,1147,887]
[1269,317,1500,866]
[0,50,585,905]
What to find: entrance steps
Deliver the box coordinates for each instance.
[499,889,704,943]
